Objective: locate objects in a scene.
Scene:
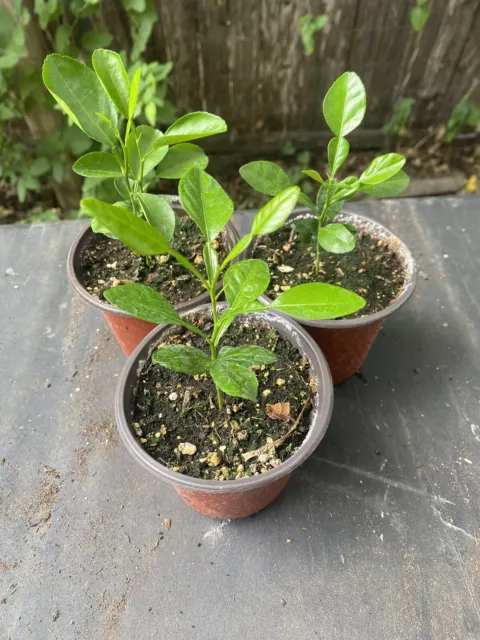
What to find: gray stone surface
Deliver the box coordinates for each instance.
[1,197,479,640]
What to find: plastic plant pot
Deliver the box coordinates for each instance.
[115,305,334,519]
[67,202,239,356]
[255,209,417,384]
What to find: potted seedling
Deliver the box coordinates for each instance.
[82,168,365,518]
[239,72,417,383]
[43,49,236,354]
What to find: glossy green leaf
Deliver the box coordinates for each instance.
[152,344,210,374]
[179,168,233,242]
[223,259,270,310]
[137,194,175,242]
[215,301,266,344]
[360,153,406,185]
[114,176,133,199]
[81,30,113,52]
[91,218,116,239]
[81,198,169,255]
[251,186,300,236]
[73,152,123,178]
[360,170,410,198]
[302,169,323,183]
[127,126,167,179]
[210,361,258,401]
[239,161,290,196]
[329,178,359,203]
[92,49,130,118]
[42,54,117,146]
[318,223,355,253]
[218,346,277,367]
[220,233,253,269]
[327,137,349,174]
[156,143,208,179]
[104,283,182,325]
[323,72,366,137]
[269,283,365,320]
[151,112,227,148]
[203,243,218,283]
[129,68,141,119]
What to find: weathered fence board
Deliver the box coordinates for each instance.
[144,0,479,151]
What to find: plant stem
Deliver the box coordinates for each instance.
[315,174,334,275]
[208,281,224,409]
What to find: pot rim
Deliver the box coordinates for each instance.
[115,304,334,493]
[67,199,239,319]
[255,207,417,329]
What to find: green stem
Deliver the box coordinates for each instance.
[208,282,224,409]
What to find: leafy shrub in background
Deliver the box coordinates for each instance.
[0,0,176,213]
[446,98,480,143]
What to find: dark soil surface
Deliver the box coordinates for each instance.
[253,223,405,317]
[80,216,227,305]
[132,318,316,480]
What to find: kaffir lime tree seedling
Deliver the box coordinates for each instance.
[42,49,227,238]
[239,72,409,274]
[82,169,365,408]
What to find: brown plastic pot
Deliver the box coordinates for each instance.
[115,305,334,519]
[255,208,417,384]
[67,203,239,356]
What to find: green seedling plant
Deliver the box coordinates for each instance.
[82,169,365,409]
[445,97,480,143]
[240,72,410,275]
[42,49,227,238]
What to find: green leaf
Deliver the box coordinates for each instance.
[203,243,218,283]
[127,126,167,179]
[299,13,328,56]
[81,30,113,52]
[410,5,429,32]
[360,170,410,198]
[42,54,117,146]
[251,186,300,236]
[29,157,50,176]
[218,346,277,367]
[156,143,208,179]
[17,177,26,202]
[239,161,290,196]
[270,283,365,320]
[145,101,156,126]
[73,152,123,178]
[329,178,359,203]
[34,0,58,30]
[323,72,366,137]
[114,177,131,199]
[327,137,349,174]
[137,194,175,242]
[104,283,182,325]
[318,223,355,253]
[122,0,146,13]
[81,198,169,255]
[91,218,116,239]
[291,217,317,244]
[220,233,253,268]
[224,259,270,310]
[210,361,258,401]
[179,168,233,242]
[360,153,406,185]
[152,344,210,375]
[92,49,130,118]
[129,68,141,119]
[151,112,227,148]
[297,192,315,209]
[55,25,74,55]
[130,9,157,61]
[302,169,323,183]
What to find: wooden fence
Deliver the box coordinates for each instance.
[118,0,480,154]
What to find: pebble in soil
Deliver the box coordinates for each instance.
[80,216,227,304]
[253,222,405,317]
[132,319,316,480]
